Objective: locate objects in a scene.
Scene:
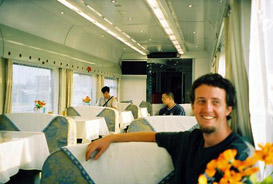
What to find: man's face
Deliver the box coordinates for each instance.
[103,91,110,99]
[161,94,171,105]
[191,84,232,134]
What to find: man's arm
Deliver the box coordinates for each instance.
[86,132,156,161]
[111,97,118,109]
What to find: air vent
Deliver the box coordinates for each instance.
[147,52,181,58]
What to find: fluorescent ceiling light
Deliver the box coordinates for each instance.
[104,18,113,25]
[58,0,147,55]
[58,0,79,12]
[86,5,102,17]
[146,0,184,54]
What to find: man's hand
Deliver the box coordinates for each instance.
[85,136,112,161]
[85,132,156,161]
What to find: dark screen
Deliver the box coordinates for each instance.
[122,61,147,75]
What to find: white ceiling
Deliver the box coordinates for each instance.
[0,0,227,63]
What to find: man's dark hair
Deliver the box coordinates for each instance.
[162,91,174,100]
[101,86,110,93]
[189,73,236,120]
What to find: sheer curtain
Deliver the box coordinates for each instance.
[249,0,273,150]
[96,74,104,101]
[225,0,253,144]
[4,59,13,113]
[66,69,73,108]
[58,68,67,114]
[210,50,220,73]
[117,77,121,102]
[248,0,273,177]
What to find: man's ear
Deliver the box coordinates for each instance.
[191,103,194,111]
[226,106,232,116]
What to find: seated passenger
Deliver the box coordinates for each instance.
[96,86,117,109]
[159,92,185,116]
[86,73,252,184]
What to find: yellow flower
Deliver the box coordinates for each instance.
[254,143,273,165]
[198,174,207,184]
[222,170,243,184]
[199,144,273,184]
[205,159,218,177]
[83,96,91,103]
[242,167,259,176]
[35,100,46,109]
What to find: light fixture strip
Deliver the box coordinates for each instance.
[146,0,184,54]
[58,0,146,55]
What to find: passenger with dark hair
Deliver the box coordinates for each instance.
[86,73,252,184]
[159,92,185,116]
[96,86,117,109]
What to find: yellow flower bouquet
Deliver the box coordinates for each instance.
[82,96,91,105]
[198,143,273,184]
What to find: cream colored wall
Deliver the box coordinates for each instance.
[193,58,211,80]
[120,75,147,106]
[0,58,6,114]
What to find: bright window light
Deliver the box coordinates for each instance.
[72,73,95,106]
[104,77,118,98]
[12,64,53,113]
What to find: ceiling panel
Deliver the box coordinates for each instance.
[0,0,228,62]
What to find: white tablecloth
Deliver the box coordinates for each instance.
[72,106,105,118]
[5,113,55,131]
[63,142,173,184]
[119,111,134,129]
[70,116,109,141]
[0,131,50,183]
[144,116,197,132]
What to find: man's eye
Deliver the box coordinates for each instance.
[197,100,205,104]
[213,101,220,104]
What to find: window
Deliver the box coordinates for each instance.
[13,64,54,112]
[104,77,118,97]
[72,73,95,106]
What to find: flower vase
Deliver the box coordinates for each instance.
[42,107,46,113]
[34,107,40,113]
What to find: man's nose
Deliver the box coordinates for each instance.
[203,102,213,111]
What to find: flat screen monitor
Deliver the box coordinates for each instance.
[122,61,147,75]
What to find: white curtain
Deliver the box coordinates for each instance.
[248,0,273,177]
[58,68,67,115]
[96,74,104,100]
[3,59,13,113]
[210,50,220,73]
[225,0,253,144]
[249,0,273,156]
[66,69,73,108]
[117,77,121,102]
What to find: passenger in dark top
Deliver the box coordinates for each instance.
[159,92,185,116]
[86,73,253,184]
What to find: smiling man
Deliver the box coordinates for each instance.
[86,73,253,184]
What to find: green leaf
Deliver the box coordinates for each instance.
[260,175,273,184]
[249,174,257,183]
